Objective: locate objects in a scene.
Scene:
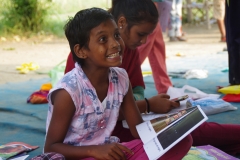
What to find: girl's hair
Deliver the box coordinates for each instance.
[109,0,159,29]
[64,8,114,65]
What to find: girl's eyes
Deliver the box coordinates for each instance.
[99,37,107,42]
[114,33,121,39]
[138,33,146,37]
[99,33,121,43]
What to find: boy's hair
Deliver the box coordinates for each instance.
[109,0,159,29]
[64,7,114,65]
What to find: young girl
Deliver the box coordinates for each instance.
[109,0,240,156]
[63,0,192,159]
[43,7,158,160]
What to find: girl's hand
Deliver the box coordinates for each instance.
[91,143,133,160]
[148,94,180,113]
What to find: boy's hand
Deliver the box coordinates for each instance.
[92,143,133,160]
[148,94,180,113]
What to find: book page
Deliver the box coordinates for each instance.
[122,102,188,129]
[0,142,38,160]
[136,107,195,144]
[143,106,208,160]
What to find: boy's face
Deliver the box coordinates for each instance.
[120,21,156,50]
[83,19,125,68]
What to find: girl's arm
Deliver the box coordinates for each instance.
[136,94,180,114]
[44,89,133,160]
[121,83,144,138]
[118,86,180,120]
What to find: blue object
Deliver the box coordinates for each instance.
[1,53,240,158]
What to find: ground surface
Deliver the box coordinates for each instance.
[0,23,227,85]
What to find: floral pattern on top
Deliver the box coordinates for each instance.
[46,63,129,146]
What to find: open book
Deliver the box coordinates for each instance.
[0,142,38,160]
[136,105,208,160]
[183,145,239,160]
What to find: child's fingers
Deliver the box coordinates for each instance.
[107,143,128,160]
[117,143,134,156]
[170,101,180,108]
[159,94,170,99]
[109,151,125,160]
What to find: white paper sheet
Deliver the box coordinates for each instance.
[122,101,187,129]
[10,155,29,160]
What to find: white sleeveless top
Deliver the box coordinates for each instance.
[46,63,129,146]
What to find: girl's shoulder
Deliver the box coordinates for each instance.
[111,66,126,72]
[110,67,128,78]
[110,67,129,95]
[110,67,129,87]
[50,68,80,96]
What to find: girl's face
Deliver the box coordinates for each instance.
[118,19,156,50]
[79,19,125,68]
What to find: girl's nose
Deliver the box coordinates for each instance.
[111,39,120,49]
